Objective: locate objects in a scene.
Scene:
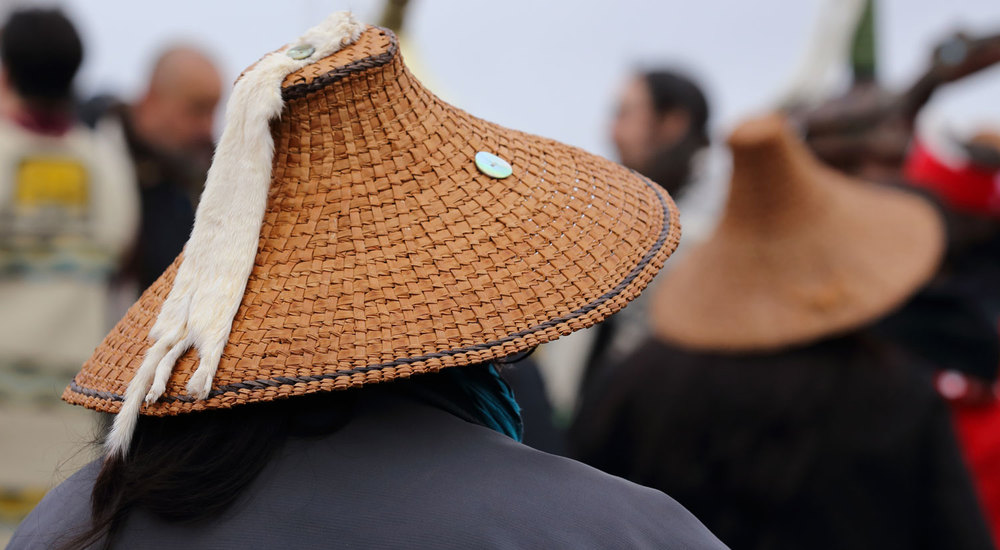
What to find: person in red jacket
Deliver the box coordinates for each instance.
[900,130,1000,546]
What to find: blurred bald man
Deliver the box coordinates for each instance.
[133,46,220,178]
[82,45,221,291]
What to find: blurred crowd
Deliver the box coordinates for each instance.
[2,1,1000,549]
[0,7,220,538]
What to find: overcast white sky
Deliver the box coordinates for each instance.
[33,0,1000,158]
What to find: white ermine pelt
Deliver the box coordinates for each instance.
[106,12,365,457]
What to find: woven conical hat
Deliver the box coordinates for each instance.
[652,113,943,352]
[65,22,680,419]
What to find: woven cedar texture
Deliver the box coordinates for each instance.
[65,27,681,415]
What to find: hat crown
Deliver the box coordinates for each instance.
[273,28,426,173]
[281,26,398,97]
[720,115,830,237]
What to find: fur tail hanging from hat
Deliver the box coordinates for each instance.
[106,12,365,458]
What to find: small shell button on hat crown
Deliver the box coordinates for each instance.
[475,151,513,179]
[287,44,315,60]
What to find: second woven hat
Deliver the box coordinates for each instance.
[652,113,944,352]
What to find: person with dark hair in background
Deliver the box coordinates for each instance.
[81,45,221,291]
[579,69,722,394]
[613,70,710,198]
[0,7,138,538]
[893,129,1000,546]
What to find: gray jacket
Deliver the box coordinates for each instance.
[10,393,726,549]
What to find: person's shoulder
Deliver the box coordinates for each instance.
[7,460,100,550]
[446,426,727,549]
[297,399,728,549]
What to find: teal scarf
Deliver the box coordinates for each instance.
[446,363,523,442]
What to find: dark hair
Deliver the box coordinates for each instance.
[643,70,710,148]
[638,70,710,196]
[1,8,83,104]
[59,390,359,550]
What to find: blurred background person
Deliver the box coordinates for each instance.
[585,69,720,387]
[81,44,220,291]
[612,70,711,200]
[890,127,1000,545]
[0,5,138,534]
[873,278,1000,546]
[570,114,993,549]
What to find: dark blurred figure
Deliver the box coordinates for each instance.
[582,69,716,391]
[0,7,137,531]
[81,46,221,290]
[889,130,1000,546]
[875,281,1000,546]
[571,114,993,550]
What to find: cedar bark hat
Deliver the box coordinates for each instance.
[63,13,681,454]
[652,113,944,352]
